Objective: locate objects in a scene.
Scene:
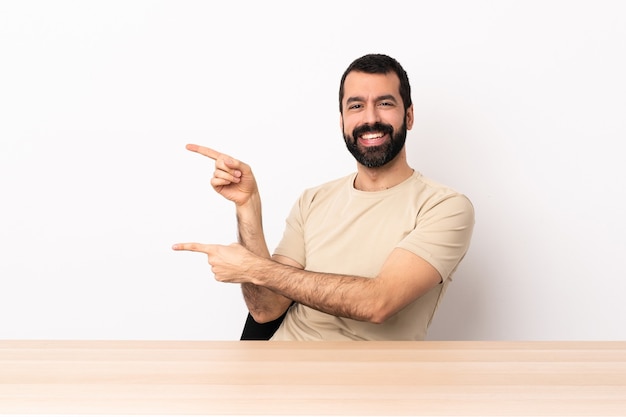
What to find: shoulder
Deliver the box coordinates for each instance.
[411,172,473,210]
[298,173,355,205]
[402,173,475,230]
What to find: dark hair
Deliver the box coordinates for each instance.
[338,53,412,114]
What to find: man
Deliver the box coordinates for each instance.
[173,54,474,341]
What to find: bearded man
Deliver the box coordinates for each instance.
[173,54,475,341]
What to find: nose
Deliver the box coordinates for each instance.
[363,103,381,125]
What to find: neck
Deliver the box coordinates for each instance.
[353,156,414,191]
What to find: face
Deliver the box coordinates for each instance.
[340,71,414,168]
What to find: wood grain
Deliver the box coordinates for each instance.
[1,340,625,415]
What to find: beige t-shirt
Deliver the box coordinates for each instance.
[270,171,474,341]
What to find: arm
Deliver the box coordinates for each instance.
[181,144,293,321]
[255,247,441,324]
[236,192,295,321]
[173,242,441,324]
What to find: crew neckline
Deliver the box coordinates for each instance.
[349,170,420,196]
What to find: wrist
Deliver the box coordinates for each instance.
[236,191,261,212]
[248,256,274,286]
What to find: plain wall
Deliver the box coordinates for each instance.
[1,0,624,340]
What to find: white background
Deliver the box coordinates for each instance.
[1,0,624,341]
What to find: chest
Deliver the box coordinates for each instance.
[302,194,419,275]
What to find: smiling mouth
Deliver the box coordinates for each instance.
[359,131,387,146]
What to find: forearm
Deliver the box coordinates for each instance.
[249,259,385,323]
[236,192,270,258]
[241,281,292,322]
[235,192,290,320]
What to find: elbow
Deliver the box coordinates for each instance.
[249,311,274,324]
[368,311,393,325]
[364,302,396,325]
[249,308,288,324]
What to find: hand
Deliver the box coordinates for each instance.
[172,242,261,284]
[185,144,258,206]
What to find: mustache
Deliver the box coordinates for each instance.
[352,122,394,140]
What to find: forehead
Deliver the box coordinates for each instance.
[342,71,402,102]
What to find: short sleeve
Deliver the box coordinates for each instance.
[273,194,308,266]
[397,193,475,281]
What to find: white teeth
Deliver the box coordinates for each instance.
[362,132,383,140]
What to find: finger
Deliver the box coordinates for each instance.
[214,157,242,177]
[187,143,242,177]
[172,242,215,253]
[212,166,241,185]
[185,144,223,161]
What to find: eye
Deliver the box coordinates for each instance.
[348,103,363,110]
[379,101,394,107]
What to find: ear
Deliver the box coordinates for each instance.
[405,105,414,130]
[339,113,344,131]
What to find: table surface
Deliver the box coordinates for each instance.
[1,340,625,416]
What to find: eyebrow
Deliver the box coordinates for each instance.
[345,94,398,105]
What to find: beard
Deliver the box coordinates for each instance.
[343,120,408,168]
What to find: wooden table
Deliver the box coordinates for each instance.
[1,340,625,416]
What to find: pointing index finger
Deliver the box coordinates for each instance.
[172,242,217,253]
[185,143,222,161]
